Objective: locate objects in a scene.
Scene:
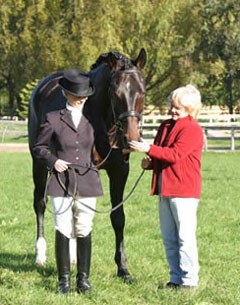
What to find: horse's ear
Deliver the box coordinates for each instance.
[132,48,147,70]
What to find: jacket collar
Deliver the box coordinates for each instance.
[60,108,86,132]
[155,116,193,146]
[159,119,175,145]
[174,115,193,127]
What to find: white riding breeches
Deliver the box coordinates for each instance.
[50,196,96,238]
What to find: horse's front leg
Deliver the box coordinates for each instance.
[32,159,77,265]
[32,159,48,265]
[107,161,131,283]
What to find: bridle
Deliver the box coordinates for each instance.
[108,69,143,142]
[93,69,143,168]
[113,110,143,138]
[118,110,142,122]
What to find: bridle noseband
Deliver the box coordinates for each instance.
[118,110,142,122]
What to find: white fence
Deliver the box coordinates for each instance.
[142,114,240,128]
[202,126,240,151]
[1,115,240,151]
[142,115,240,151]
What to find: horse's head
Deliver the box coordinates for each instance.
[104,49,147,148]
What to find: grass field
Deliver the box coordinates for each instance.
[0,152,240,305]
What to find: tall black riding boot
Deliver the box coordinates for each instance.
[76,233,92,293]
[55,230,70,294]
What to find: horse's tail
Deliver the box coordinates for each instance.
[28,72,63,153]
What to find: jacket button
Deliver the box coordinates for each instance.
[76,157,79,160]
[76,141,79,144]
[76,148,79,152]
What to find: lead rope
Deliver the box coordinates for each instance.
[42,122,120,216]
[76,169,145,214]
[43,166,145,215]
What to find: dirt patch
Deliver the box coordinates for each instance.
[0,143,29,152]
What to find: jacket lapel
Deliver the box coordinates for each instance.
[157,120,174,146]
[77,114,88,132]
[162,120,176,145]
[60,108,77,132]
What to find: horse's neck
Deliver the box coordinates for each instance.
[89,64,113,129]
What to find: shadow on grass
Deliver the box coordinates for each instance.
[0,252,58,293]
[0,252,55,276]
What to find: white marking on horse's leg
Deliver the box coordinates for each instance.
[35,237,47,266]
[70,238,77,265]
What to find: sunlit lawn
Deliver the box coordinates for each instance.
[0,152,240,304]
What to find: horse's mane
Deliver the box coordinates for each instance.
[91,51,133,71]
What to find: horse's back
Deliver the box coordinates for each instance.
[28,72,66,151]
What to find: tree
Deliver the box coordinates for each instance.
[5,0,240,116]
[115,0,201,111]
[193,0,240,113]
[0,0,67,112]
[17,79,39,119]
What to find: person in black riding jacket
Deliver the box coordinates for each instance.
[33,70,103,295]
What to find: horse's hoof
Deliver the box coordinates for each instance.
[35,252,46,266]
[35,259,46,267]
[117,269,133,284]
[122,274,132,284]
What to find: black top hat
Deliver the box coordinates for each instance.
[59,69,95,97]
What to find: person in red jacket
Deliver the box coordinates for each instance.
[129,84,203,289]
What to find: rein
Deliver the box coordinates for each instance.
[44,164,145,215]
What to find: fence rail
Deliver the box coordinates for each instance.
[202,126,240,151]
[1,115,240,151]
[141,115,240,151]
[142,114,240,126]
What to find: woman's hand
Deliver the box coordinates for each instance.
[129,140,150,153]
[54,159,71,172]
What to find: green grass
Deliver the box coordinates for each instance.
[0,152,240,304]
[205,139,240,151]
[0,135,28,143]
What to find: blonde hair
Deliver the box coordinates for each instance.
[168,84,202,119]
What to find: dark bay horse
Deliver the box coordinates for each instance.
[28,48,147,282]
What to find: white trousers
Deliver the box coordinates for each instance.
[50,196,96,238]
[159,197,199,286]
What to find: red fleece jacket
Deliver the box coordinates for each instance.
[148,115,203,199]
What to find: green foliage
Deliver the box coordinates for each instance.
[17,79,39,119]
[1,152,240,304]
[1,0,240,115]
[192,0,240,112]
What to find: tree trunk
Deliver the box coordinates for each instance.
[225,74,233,115]
[7,76,16,114]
